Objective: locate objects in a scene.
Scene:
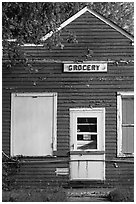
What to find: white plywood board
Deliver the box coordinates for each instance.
[11,93,57,156]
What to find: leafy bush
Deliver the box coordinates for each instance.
[107,187,134,202]
[2,186,67,202]
[2,153,20,191]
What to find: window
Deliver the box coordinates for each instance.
[117,92,134,157]
[11,93,57,157]
[70,108,105,152]
[77,117,97,150]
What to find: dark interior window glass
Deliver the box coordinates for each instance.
[77,117,97,133]
[77,117,97,150]
[77,118,97,124]
[77,125,97,132]
[77,135,83,140]
[77,134,97,149]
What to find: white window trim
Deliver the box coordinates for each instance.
[117,92,134,157]
[11,92,57,156]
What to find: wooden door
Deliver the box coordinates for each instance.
[70,108,105,180]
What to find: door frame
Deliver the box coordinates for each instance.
[11,92,57,156]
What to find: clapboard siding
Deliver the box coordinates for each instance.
[14,161,69,188]
[106,162,134,186]
[20,13,133,61]
[3,63,133,158]
[2,9,134,188]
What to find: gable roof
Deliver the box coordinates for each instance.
[41,6,134,42]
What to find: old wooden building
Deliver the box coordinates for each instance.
[3,7,134,188]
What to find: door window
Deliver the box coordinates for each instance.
[77,117,97,150]
[70,108,105,152]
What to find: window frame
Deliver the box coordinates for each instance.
[117,91,134,157]
[76,116,98,150]
[11,92,57,157]
[70,108,105,152]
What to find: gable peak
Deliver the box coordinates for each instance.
[41,6,133,42]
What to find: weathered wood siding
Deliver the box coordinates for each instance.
[22,11,133,61]
[2,10,134,188]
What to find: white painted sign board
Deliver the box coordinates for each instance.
[64,63,107,72]
[55,168,69,175]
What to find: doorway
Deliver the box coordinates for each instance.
[70,108,105,180]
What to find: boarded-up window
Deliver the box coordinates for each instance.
[11,93,57,156]
[117,92,134,157]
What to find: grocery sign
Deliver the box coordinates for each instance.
[64,63,107,72]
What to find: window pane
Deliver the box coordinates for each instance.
[77,118,97,124]
[77,134,97,149]
[77,134,97,141]
[122,127,134,154]
[77,125,97,132]
[122,97,134,124]
[77,117,97,132]
[77,134,83,140]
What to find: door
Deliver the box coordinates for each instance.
[11,93,57,156]
[70,108,105,180]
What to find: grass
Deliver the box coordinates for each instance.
[2,186,67,202]
[107,187,134,202]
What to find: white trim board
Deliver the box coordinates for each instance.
[41,6,134,42]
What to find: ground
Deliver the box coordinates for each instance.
[2,186,134,202]
[67,188,111,202]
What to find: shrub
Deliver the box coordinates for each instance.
[2,153,20,191]
[107,187,134,202]
[2,186,67,202]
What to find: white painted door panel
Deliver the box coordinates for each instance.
[70,154,105,180]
